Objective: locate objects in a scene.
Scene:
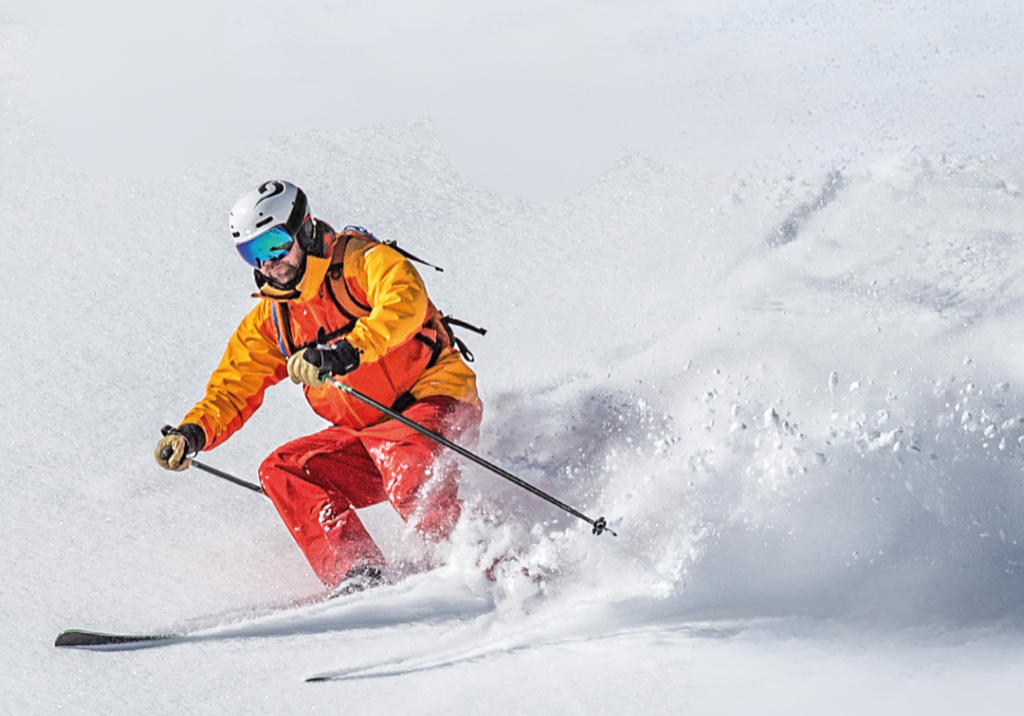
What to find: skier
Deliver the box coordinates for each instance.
[154,180,482,594]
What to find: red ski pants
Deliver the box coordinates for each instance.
[258,395,481,587]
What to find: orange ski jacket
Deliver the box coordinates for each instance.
[181,227,480,451]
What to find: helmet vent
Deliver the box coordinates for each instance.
[255,217,273,228]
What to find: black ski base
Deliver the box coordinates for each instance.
[55,629,179,648]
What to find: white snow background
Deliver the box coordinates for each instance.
[2,1,1024,713]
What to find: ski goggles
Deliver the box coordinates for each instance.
[235,225,295,268]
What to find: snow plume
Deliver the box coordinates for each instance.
[420,155,1024,631]
[448,359,1024,630]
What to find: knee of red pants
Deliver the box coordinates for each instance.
[387,454,463,542]
[258,448,310,510]
[257,438,315,495]
[257,437,387,586]
[380,398,481,541]
[258,429,387,506]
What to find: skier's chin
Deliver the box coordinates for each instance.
[261,263,301,287]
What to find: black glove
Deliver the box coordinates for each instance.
[308,340,361,377]
[288,341,361,387]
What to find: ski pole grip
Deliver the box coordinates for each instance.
[159,424,175,461]
[304,346,332,381]
[305,345,357,379]
[158,424,190,463]
[305,346,325,368]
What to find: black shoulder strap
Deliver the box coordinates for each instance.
[385,241,444,273]
[343,225,444,273]
[440,316,487,363]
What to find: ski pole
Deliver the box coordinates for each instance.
[159,425,265,494]
[321,376,617,537]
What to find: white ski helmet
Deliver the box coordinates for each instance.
[229,180,310,267]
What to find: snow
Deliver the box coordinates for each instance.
[3,3,1024,713]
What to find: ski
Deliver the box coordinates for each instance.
[53,567,472,651]
[54,578,389,650]
[55,629,180,648]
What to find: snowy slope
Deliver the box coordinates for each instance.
[3,4,1024,714]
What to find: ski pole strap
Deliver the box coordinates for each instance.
[324,379,616,536]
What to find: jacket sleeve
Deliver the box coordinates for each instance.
[344,243,428,364]
[181,302,288,450]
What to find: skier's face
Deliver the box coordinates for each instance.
[257,238,305,285]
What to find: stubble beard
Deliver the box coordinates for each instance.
[260,251,305,287]
[266,262,298,285]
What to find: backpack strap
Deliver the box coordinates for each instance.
[439,316,487,363]
[343,225,444,273]
[332,226,486,362]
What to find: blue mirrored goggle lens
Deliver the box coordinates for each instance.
[235,226,294,268]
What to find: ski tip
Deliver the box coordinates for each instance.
[305,675,331,683]
[55,629,176,648]
[55,629,99,647]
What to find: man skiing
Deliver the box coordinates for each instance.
[154,180,482,594]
